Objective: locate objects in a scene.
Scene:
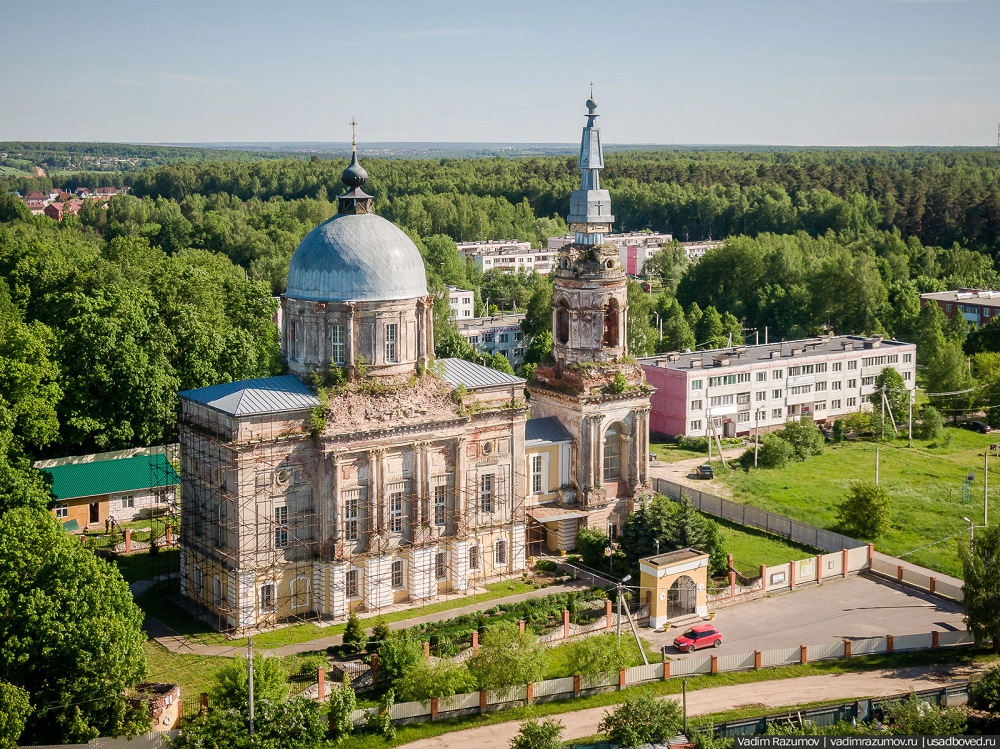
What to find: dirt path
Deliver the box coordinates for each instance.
[398,663,975,749]
[648,449,743,497]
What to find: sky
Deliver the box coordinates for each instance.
[3,0,1000,147]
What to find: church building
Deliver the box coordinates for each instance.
[177,98,651,631]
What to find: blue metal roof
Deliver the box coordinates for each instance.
[179,375,320,416]
[437,358,525,390]
[525,416,573,447]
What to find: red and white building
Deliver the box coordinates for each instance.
[640,336,916,438]
[920,289,1000,328]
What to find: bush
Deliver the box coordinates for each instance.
[919,405,945,440]
[365,689,396,740]
[510,718,565,749]
[598,692,683,746]
[327,684,356,744]
[369,617,391,653]
[832,419,845,443]
[396,660,476,702]
[566,634,630,676]
[751,434,795,469]
[970,664,1000,712]
[376,637,422,686]
[575,526,611,570]
[676,435,710,452]
[777,416,825,460]
[467,622,547,689]
[884,691,966,734]
[845,411,872,435]
[210,654,288,709]
[343,611,366,653]
[534,559,558,573]
[836,480,892,539]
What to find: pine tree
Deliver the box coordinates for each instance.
[343,610,366,654]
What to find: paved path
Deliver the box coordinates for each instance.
[645,573,965,658]
[144,580,593,658]
[399,663,978,749]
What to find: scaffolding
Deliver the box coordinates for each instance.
[175,379,527,636]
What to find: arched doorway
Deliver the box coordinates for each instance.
[603,423,625,481]
[556,299,570,344]
[667,575,697,619]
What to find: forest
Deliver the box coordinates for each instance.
[0,147,998,478]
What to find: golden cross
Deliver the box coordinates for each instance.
[349,117,357,147]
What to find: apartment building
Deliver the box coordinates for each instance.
[920,289,1000,328]
[640,336,916,438]
[448,286,476,319]
[457,313,530,367]
[456,240,555,276]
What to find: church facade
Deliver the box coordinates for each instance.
[178,99,651,631]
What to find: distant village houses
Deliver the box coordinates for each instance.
[16,185,127,219]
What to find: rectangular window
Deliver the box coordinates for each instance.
[385,324,397,363]
[903,353,912,363]
[772,408,783,419]
[832,362,842,372]
[887,354,898,364]
[772,389,782,399]
[861,376,875,386]
[499,333,509,343]
[484,332,495,343]
[389,491,403,533]
[469,545,480,570]
[330,325,345,365]
[737,411,750,423]
[435,552,447,579]
[737,372,751,383]
[346,569,359,597]
[434,485,446,526]
[832,399,842,409]
[391,560,404,588]
[514,331,523,341]
[832,381,842,390]
[847,397,857,407]
[736,392,751,404]
[756,391,767,402]
[815,363,827,373]
[55,503,68,518]
[710,394,734,407]
[862,355,889,368]
[690,419,702,431]
[789,385,813,395]
[756,371,767,382]
[814,401,826,411]
[193,566,203,597]
[815,382,827,392]
[903,371,911,381]
[260,584,275,610]
[480,474,493,513]
[709,375,738,387]
[495,539,507,566]
[275,506,289,548]
[773,370,783,379]
[213,576,222,607]
[121,495,135,509]
[691,380,702,391]
[345,492,359,541]
[690,399,703,410]
[847,360,858,370]
[531,454,543,494]
[847,379,857,389]
[788,366,801,377]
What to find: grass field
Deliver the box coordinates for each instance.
[715,426,997,578]
[716,518,819,577]
[650,440,708,463]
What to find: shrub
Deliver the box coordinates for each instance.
[396,660,476,702]
[510,718,565,749]
[365,689,396,740]
[575,526,611,570]
[598,692,683,746]
[566,634,630,676]
[970,664,1000,712]
[845,411,872,435]
[836,480,892,539]
[327,684,356,744]
[677,435,710,452]
[210,654,288,709]
[832,419,845,443]
[753,434,795,469]
[376,637,422,686]
[534,559,558,573]
[919,405,945,440]
[777,416,825,460]
[343,611,366,654]
[884,691,966,735]
[467,622,547,689]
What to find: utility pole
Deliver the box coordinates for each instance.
[616,582,622,642]
[247,638,255,736]
[682,679,688,733]
[908,389,913,448]
[707,410,712,464]
[875,445,880,486]
[754,412,759,468]
[986,450,990,527]
[764,326,768,345]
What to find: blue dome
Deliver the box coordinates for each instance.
[285,213,428,303]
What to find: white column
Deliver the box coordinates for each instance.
[409,546,435,601]
[364,556,393,610]
[452,539,469,592]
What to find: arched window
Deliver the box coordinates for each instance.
[556,299,570,345]
[603,423,624,481]
[603,299,619,348]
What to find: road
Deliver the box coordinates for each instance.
[399,663,976,749]
[643,574,965,658]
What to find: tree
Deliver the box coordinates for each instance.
[970,663,1000,712]
[0,509,149,745]
[210,654,288,710]
[365,688,396,741]
[343,611,367,653]
[566,634,630,676]
[0,682,30,749]
[776,416,825,460]
[510,718,565,749]
[657,297,695,352]
[869,367,909,430]
[598,692,683,747]
[918,405,944,440]
[696,305,725,348]
[926,339,976,421]
[742,433,795,469]
[327,684,356,744]
[435,327,476,361]
[626,279,657,356]
[170,697,326,749]
[837,480,892,539]
[486,351,515,375]
[396,660,476,702]
[376,637,422,686]
[884,691,967,735]
[575,526,611,570]
[641,241,687,292]
[618,495,727,576]
[521,277,554,337]
[966,315,1000,355]
[467,622,547,689]
[961,524,1000,652]
[523,330,552,366]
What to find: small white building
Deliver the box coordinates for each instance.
[448,286,476,319]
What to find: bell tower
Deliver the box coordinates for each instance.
[528,95,652,535]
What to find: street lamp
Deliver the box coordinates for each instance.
[964,516,975,551]
[655,538,660,556]
[616,574,632,643]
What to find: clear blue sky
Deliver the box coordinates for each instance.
[4,0,999,146]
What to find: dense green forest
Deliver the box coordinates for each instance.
[0,147,1000,471]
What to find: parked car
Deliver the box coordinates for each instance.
[673,624,723,652]
[695,464,714,479]
[963,421,992,434]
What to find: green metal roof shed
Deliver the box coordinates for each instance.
[42,454,179,501]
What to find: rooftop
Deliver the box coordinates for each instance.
[640,335,915,372]
[41,454,179,501]
[524,416,573,447]
[642,548,708,567]
[437,358,525,390]
[457,313,525,332]
[179,375,320,416]
[921,289,1000,307]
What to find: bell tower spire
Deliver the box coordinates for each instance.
[566,93,614,245]
[338,117,373,215]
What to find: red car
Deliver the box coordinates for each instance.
[673,624,722,653]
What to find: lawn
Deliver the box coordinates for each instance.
[715,427,997,578]
[114,548,179,583]
[715,519,819,577]
[542,633,661,679]
[137,579,544,649]
[650,440,709,463]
